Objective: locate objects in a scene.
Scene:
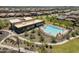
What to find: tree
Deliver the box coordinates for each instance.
[39,35,44,42]
[30,34,35,39]
[31,30,35,33]
[49,45,53,49]
[45,15,50,21]
[37,30,41,36]
[39,45,47,53]
[24,32,28,37]
[45,44,48,48]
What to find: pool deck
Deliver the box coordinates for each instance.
[40,25,69,37]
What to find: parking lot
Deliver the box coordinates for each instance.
[0,30,9,41]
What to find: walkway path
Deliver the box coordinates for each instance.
[0,30,37,53]
[0,44,36,53]
[15,31,79,46]
[1,30,79,50]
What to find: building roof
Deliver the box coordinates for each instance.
[15,19,43,28]
[37,12,43,15]
[24,17,33,21]
[71,11,79,15]
[9,19,22,24]
[67,15,79,19]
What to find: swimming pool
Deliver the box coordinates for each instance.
[41,25,65,37]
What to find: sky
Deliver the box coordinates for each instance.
[0,0,79,6]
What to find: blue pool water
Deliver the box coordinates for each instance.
[43,25,64,37]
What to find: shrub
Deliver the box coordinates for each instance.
[24,32,28,37]
[39,46,47,53]
[51,36,57,43]
[75,31,79,35]
[45,44,48,48]
[49,45,53,49]
[51,39,57,43]
[37,30,41,36]
[31,30,35,33]
[66,35,70,40]
[71,32,76,37]
[30,34,35,39]
[0,20,9,29]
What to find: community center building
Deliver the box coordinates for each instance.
[9,17,44,34]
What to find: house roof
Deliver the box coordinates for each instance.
[15,13,23,16]
[7,13,15,16]
[23,13,31,16]
[67,15,79,19]
[0,13,7,16]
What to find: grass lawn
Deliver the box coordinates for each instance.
[34,15,73,28]
[0,20,10,29]
[52,38,79,53]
